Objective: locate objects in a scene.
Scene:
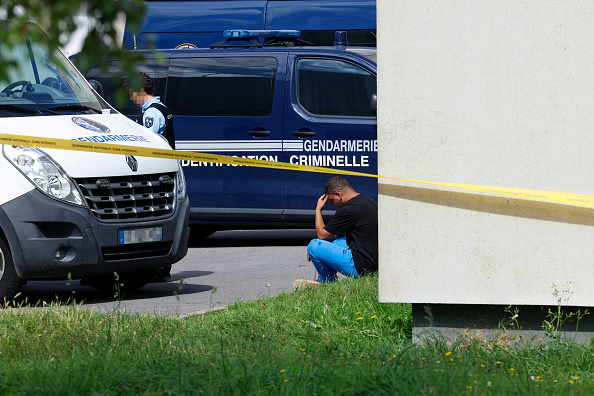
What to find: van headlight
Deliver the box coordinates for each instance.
[3,145,84,206]
[176,161,186,202]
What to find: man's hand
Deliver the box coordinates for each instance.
[316,194,328,211]
[314,194,332,240]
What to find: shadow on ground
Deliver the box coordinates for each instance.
[13,273,215,308]
[7,229,314,310]
[189,229,317,248]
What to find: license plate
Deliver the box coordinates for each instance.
[119,227,163,245]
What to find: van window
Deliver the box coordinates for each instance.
[167,57,277,117]
[0,38,103,113]
[86,61,168,114]
[296,58,376,117]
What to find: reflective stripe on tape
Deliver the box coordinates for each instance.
[1,133,593,209]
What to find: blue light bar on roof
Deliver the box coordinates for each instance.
[223,30,301,39]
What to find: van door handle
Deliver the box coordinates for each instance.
[247,130,272,137]
[291,130,317,138]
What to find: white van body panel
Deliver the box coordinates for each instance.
[1,114,176,178]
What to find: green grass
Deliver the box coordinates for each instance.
[0,275,593,395]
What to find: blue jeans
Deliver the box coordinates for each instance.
[307,236,359,282]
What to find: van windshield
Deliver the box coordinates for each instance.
[0,31,106,117]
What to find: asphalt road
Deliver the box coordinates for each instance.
[15,229,319,316]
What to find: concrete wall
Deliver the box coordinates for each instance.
[377,0,594,306]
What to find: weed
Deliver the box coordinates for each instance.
[542,283,590,343]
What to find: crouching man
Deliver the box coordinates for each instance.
[295,176,378,289]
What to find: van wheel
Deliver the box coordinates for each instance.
[0,238,23,301]
[81,268,158,293]
[190,226,216,239]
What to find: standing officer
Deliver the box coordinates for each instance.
[127,72,176,149]
[127,72,176,282]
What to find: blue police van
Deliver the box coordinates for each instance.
[87,30,377,237]
[124,0,376,50]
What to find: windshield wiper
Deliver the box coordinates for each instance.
[0,104,40,115]
[45,104,102,114]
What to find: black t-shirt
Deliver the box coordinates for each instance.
[324,194,378,275]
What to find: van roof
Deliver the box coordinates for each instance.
[143,44,377,65]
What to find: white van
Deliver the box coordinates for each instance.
[0,23,190,299]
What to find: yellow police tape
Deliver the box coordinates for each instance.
[2,132,594,209]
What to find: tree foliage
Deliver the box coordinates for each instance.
[0,0,147,90]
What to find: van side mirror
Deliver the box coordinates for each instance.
[370,93,377,115]
[88,79,104,98]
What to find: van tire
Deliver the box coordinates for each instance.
[81,268,158,293]
[0,238,23,301]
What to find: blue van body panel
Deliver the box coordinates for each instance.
[170,51,288,213]
[265,0,376,30]
[123,0,376,49]
[281,51,377,212]
[88,44,377,230]
[124,1,268,49]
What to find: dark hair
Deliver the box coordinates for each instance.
[324,176,352,194]
[140,72,155,95]
[123,72,155,95]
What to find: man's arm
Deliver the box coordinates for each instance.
[143,108,164,134]
[315,194,333,240]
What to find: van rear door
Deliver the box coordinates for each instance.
[281,52,377,221]
[167,52,288,223]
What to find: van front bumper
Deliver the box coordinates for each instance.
[0,189,190,280]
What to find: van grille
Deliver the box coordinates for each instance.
[75,173,176,221]
[101,242,173,261]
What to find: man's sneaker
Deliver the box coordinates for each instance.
[293,279,324,291]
